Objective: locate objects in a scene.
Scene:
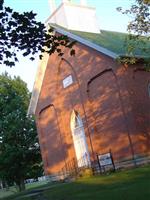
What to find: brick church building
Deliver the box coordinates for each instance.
[28,0,150,175]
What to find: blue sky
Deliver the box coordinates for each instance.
[1,0,133,91]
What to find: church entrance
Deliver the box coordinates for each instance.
[70,110,90,167]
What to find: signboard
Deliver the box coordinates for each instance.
[63,75,73,88]
[98,153,112,166]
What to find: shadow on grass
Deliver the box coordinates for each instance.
[2,166,150,200]
[44,166,150,200]
[1,181,59,200]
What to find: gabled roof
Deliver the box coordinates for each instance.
[52,24,150,58]
[28,25,149,115]
[51,25,118,59]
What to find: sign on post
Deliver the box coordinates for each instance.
[98,153,112,166]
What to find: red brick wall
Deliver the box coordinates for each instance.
[35,42,150,174]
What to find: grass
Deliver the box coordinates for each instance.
[44,166,150,200]
[0,186,17,199]
[2,165,150,200]
[0,180,49,199]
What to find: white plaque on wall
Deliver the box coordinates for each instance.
[63,75,73,88]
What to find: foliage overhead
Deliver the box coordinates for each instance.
[117,0,150,36]
[0,73,43,191]
[0,0,75,67]
[117,0,150,60]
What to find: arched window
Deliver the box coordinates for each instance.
[71,110,83,130]
[70,110,90,167]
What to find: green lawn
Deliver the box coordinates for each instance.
[0,180,49,199]
[0,186,17,199]
[2,165,150,200]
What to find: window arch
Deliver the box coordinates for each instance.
[70,110,90,167]
[71,110,83,131]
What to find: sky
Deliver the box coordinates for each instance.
[0,0,133,91]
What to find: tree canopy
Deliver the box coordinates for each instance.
[0,0,75,67]
[117,0,150,62]
[0,0,149,67]
[0,73,43,191]
[118,0,150,36]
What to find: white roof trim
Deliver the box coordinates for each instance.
[27,53,49,115]
[51,24,118,59]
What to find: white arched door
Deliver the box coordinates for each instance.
[70,111,90,167]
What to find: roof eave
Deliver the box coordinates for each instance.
[50,24,119,59]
